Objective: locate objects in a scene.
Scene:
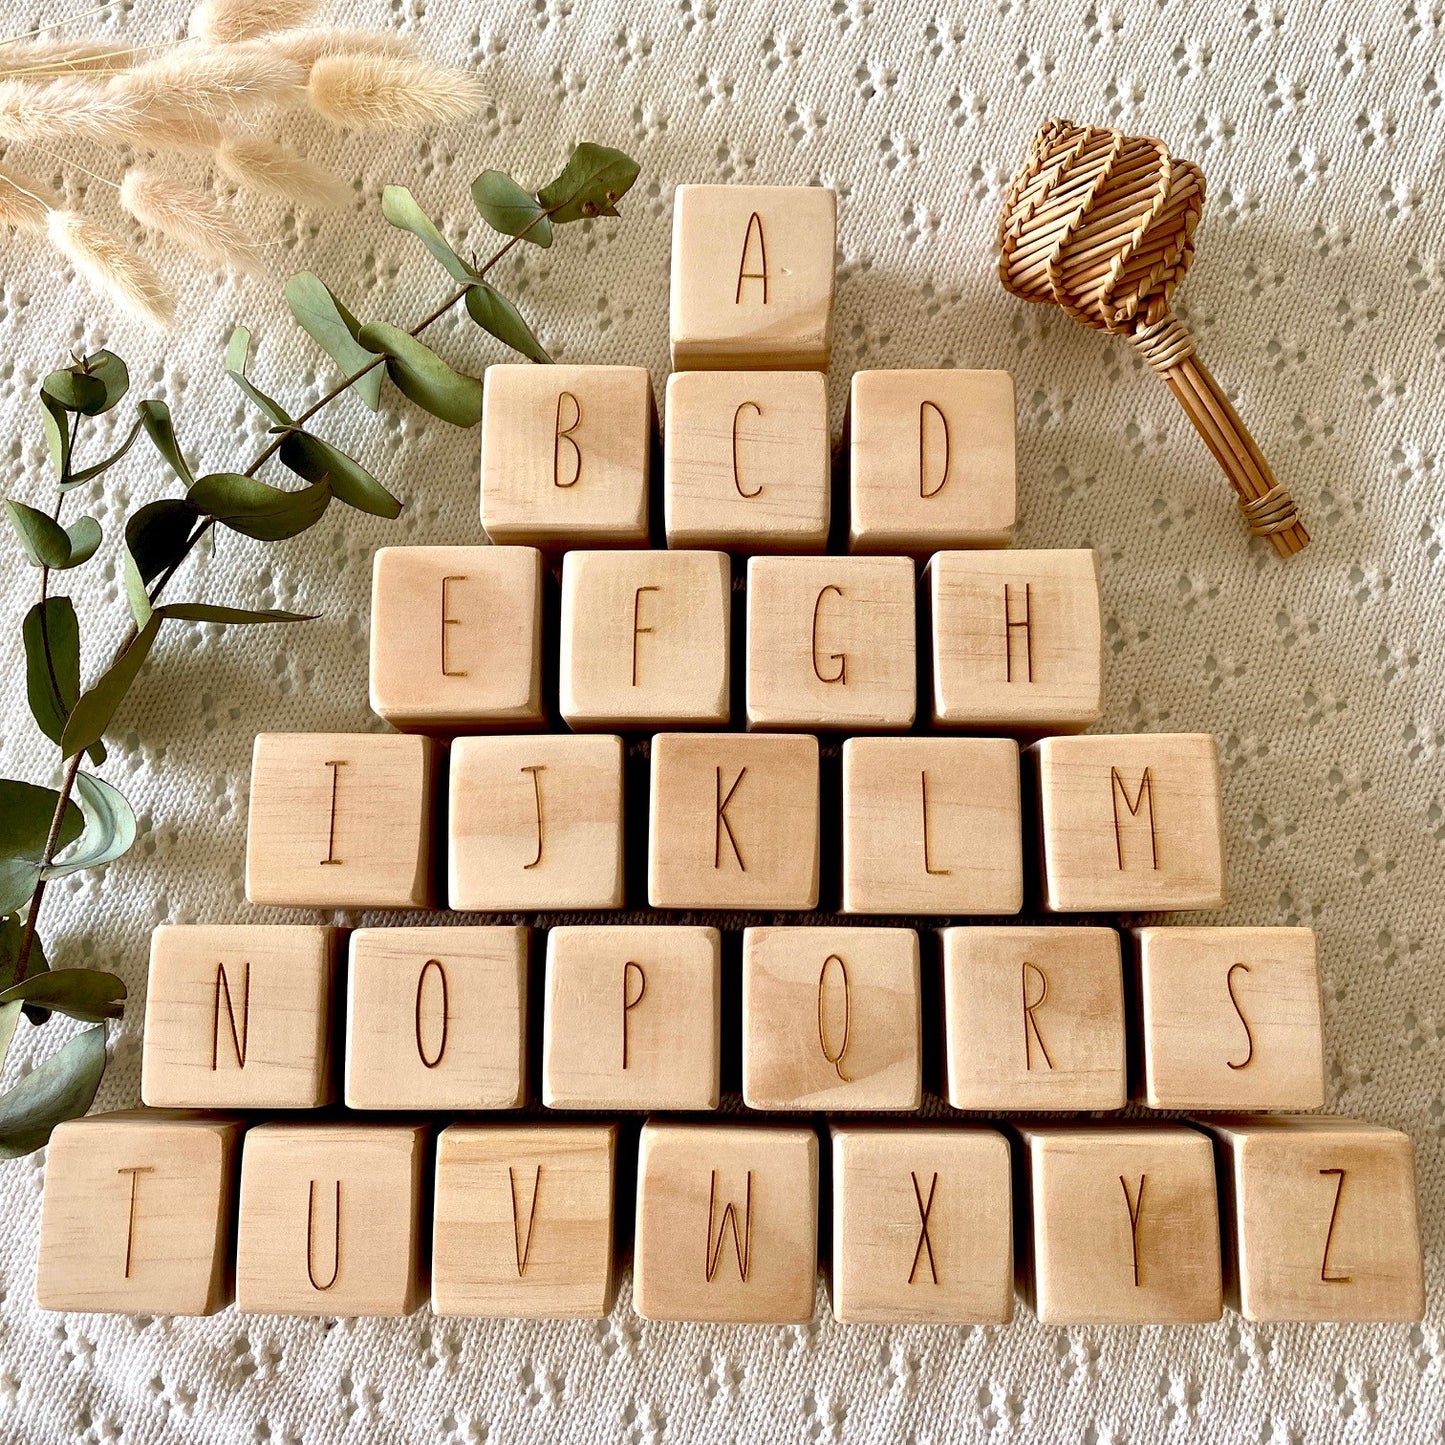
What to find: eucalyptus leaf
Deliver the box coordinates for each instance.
[122,549,152,629]
[464,283,551,363]
[40,367,106,415]
[224,327,294,428]
[125,498,201,586]
[65,414,144,489]
[61,516,101,568]
[5,499,69,568]
[0,916,51,1027]
[380,186,478,284]
[470,170,554,246]
[159,602,314,624]
[137,399,195,487]
[278,431,401,519]
[0,1002,18,1072]
[356,322,482,427]
[187,472,331,542]
[0,1023,107,1158]
[79,350,130,412]
[60,612,163,761]
[21,598,107,766]
[536,143,640,224]
[0,781,84,914]
[40,392,71,480]
[42,772,136,882]
[285,273,384,411]
[0,968,125,1023]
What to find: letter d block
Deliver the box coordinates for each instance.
[37,1111,243,1316]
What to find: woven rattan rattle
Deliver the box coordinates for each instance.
[997,118,1309,557]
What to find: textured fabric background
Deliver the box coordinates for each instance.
[0,0,1441,1440]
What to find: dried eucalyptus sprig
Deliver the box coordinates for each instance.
[0,141,640,1158]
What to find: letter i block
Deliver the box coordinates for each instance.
[142,924,337,1109]
[829,1125,1013,1324]
[634,1122,819,1323]
[345,926,528,1110]
[669,184,837,371]
[245,733,438,909]
[848,369,1017,553]
[369,546,544,731]
[664,370,830,551]
[1016,1124,1223,1325]
[432,1124,618,1318]
[742,927,921,1111]
[447,735,625,910]
[37,1111,243,1315]
[1134,927,1325,1111]
[1201,1117,1425,1322]
[480,364,653,547]
[1030,733,1227,912]
[560,551,731,727]
[235,1123,428,1316]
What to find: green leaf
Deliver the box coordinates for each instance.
[0,1003,19,1072]
[187,472,331,542]
[357,322,483,427]
[21,598,97,762]
[137,399,195,487]
[381,186,478,284]
[5,499,69,568]
[43,351,129,415]
[40,392,72,479]
[470,170,554,246]
[0,781,84,915]
[0,914,52,1027]
[159,602,314,624]
[284,273,384,411]
[0,1023,107,1158]
[536,143,640,224]
[65,414,145,489]
[125,498,201,586]
[278,430,401,519]
[224,327,294,428]
[0,968,125,1023]
[60,613,163,761]
[42,772,136,882]
[464,283,551,363]
[78,350,130,412]
[61,516,101,568]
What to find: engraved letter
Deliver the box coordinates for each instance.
[211,960,249,1071]
[415,958,448,1069]
[1319,1167,1351,1283]
[811,584,847,684]
[817,953,852,1082]
[306,1179,341,1291]
[554,390,582,488]
[521,764,545,870]
[118,1165,154,1278]
[510,1165,542,1277]
[705,1169,753,1282]
[919,399,950,498]
[1004,582,1034,683]
[632,585,659,687]
[734,212,769,304]
[1021,961,1055,1071]
[622,960,647,1069]
[921,771,951,876]
[440,574,468,677]
[908,1171,940,1285]
[715,766,747,871]
[1225,962,1255,1071]
[1120,1174,1146,1288]
[1110,766,1160,872]
[321,759,346,865]
[731,401,764,498]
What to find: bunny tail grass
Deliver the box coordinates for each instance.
[46,208,175,327]
[307,53,487,131]
[214,135,348,206]
[120,168,263,270]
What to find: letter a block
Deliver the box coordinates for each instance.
[1030,733,1227,912]
[649,732,820,909]
[480,364,653,547]
[1016,1124,1223,1325]
[848,369,1016,553]
[670,184,837,371]
[432,1124,618,1318]
[634,1122,819,1323]
[829,1125,1013,1324]
[245,733,438,909]
[37,1111,243,1316]
[1201,1117,1425,1322]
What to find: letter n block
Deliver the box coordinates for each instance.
[634,1122,819,1323]
[36,1111,243,1316]
[1030,733,1227,912]
[669,184,837,371]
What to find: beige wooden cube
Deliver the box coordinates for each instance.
[542,925,720,1110]
[447,735,624,911]
[942,926,1126,1112]
[560,550,731,728]
[432,1123,617,1318]
[369,545,544,731]
[670,184,837,371]
[664,370,830,551]
[848,369,1016,552]
[1202,1116,1425,1323]
[1135,927,1326,1111]
[245,732,438,909]
[842,737,1022,915]
[829,1124,1013,1324]
[745,556,917,731]
[1031,733,1227,912]
[480,363,652,547]
[925,549,1103,732]
[142,924,336,1110]
[634,1121,819,1323]
[344,926,528,1111]
[36,1111,242,1316]
[1017,1123,1223,1325]
[648,732,820,909]
[235,1122,427,1316]
[742,927,921,1112]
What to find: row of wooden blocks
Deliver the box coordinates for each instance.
[38,1109,1424,1325]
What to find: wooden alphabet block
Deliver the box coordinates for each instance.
[1031,733,1227,912]
[432,1123,617,1318]
[542,925,720,1110]
[344,926,528,1111]
[447,734,625,910]
[245,732,438,909]
[36,1111,242,1316]
[648,732,820,909]
[1135,927,1326,1111]
[664,370,830,551]
[480,363,653,547]
[925,549,1104,732]
[742,926,921,1111]
[942,927,1126,1111]
[829,1124,1013,1324]
[842,737,1023,915]
[1016,1123,1223,1325]
[848,369,1016,553]
[142,924,337,1109]
[369,545,544,731]
[669,184,837,371]
[1202,1116,1425,1322]
[634,1122,819,1323]
[745,556,917,731]
[560,551,731,727]
[235,1122,427,1317]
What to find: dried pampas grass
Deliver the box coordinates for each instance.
[214,135,348,207]
[120,168,262,270]
[46,209,175,327]
[308,53,486,131]
[0,163,58,232]
[189,0,321,45]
